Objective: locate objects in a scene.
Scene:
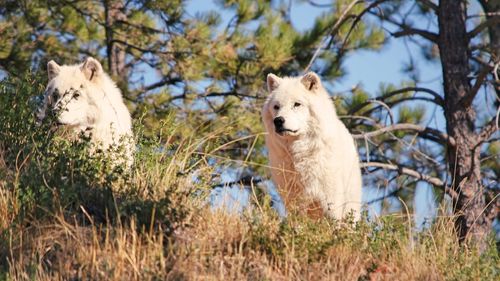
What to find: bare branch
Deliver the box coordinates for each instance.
[361,162,457,198]
[349,87,444,115]
[202,91,263,99]
[356,97,440,124]
[212,176,262,189]
[370,9,439,43]
[167,91,263,103]
[142,76,182,92]
[418,0,438,11]
[461,65,492,106]
[306,0,334,8]
[367,99,395,124]
[391,27,439,43]
[352,123,456,146]
[477,110,500,145]
[468,16,500,39]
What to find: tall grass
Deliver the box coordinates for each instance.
[0,75,498,280]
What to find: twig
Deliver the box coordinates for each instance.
[467,16,500,39]
[493,61,500,84]
[366,99,395,124]
[349,87,444,115]
[461,64,493,106]
[476,109,500,146]
[337,0,387,60]
[307,0,334,8]
[361,162,458,198]
[304,0,362,73]
[369,10,439,43]
[419,0,438,11]
[141,76,182,92]
[211,176,263,189]
[391,27,438,43]
[352,123,456,146]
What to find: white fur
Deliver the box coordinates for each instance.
[39,57,134,166]
[262,72,362,220]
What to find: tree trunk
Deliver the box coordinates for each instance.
[104,0,127,81]
[438,0,493,251]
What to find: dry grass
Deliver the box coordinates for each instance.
[3,205,497,281]
[1,138,499,281]
[0,80,498,280]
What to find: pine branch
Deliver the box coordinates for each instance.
[167,91,263,103]
[111,39,187,56]
[352,123,456,146]
[461,64,493,107]
[59,0,105,26]
[391,27,439,43]
[349,87,444,115]
[359,96,442,119]
[306,0,334,8]
[336,0,388,62]
[477,113,500,145]
[361,162,457,198]
[304,0,363,72]
[468,16,500,39]
[142,76,183,92]
[115,19,164,34]
[202,92,263,99]
[418,0,439,11]
[369,10,439,43]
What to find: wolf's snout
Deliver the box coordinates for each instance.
[273,117,285,129]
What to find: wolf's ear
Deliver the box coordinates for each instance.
[81,57,103,81]
[301,72,321,92]
[47,60,60,81]
[267,73,281,92]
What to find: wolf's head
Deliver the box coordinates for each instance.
[39,57,106,130]
[262,72,329,138]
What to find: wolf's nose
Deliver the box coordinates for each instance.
[273,117,285,128]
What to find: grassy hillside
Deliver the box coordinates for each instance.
[1,76,498,280]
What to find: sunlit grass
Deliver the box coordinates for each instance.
[0,76,498,280]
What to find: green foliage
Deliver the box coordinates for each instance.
[398,104,425,124]
[0,75,204,232]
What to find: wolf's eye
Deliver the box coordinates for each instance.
[73,92,80,99]
[294,102,302,108]
[273,104,280,110]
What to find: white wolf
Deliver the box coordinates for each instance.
[38,57,134,166]
[262,72,362,220]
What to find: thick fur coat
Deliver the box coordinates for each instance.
[262,72,362,220]
[38,57,134,166]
